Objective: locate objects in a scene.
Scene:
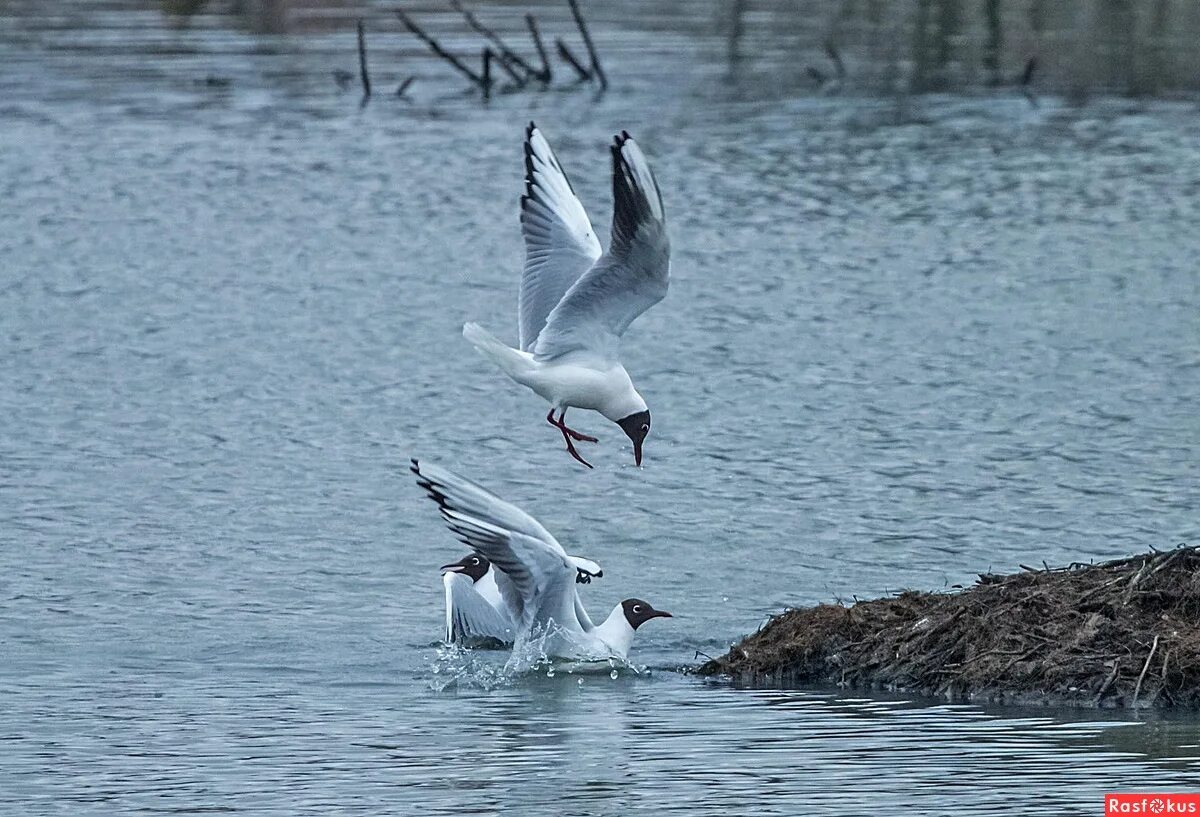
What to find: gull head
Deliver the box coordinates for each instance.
[616,410,651,467]
[620,598,673,630]
[440,553,490,583]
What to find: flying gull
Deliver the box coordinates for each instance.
[462,123,671,468]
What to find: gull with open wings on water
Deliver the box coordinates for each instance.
[441,550,603,646]
[462,123,671,468]
[414,460,672,661]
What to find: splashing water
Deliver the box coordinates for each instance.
[427,642,514,692]
[428,625,651,691]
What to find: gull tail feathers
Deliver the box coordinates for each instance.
[463,322,532,379]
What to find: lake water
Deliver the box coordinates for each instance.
[2,2,1199,815]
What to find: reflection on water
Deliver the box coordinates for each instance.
[2,1,1200,816]
[392,679,1200,815]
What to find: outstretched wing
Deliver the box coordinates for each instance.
[443,572,514,644]
[533,131,670,362]
[439,510,578,633]
[412,459,562,549]
[518,122,602,352]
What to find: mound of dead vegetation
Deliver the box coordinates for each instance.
[698,546,1200,709]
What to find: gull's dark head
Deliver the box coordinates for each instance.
[440,553,490,583]
[620,598,672,630]
[616,410,651,466]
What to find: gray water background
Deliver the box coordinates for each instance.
[2,2,1200,814]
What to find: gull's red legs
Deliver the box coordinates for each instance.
[546,408,597,468]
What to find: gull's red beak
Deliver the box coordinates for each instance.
[440,562,466,573]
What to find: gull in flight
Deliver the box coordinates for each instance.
[440,551,603,646]
[414,460,672,660]
[462,123,670,468]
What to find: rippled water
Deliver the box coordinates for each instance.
[3,3,1200,815]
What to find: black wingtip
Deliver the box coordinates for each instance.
[410,458,420,474]
[527,120,537,136]
[522,133,536,199]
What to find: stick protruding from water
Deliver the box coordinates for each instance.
[556,37,590,81]
[526,14,552,84]
[567,0,607,91]
[356,19,372,101]
[396,8,487,90]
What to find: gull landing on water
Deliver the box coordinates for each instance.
[441,553,514,645]
[462,122,670,468]
[440,551,604,646]
[414,460,672,661]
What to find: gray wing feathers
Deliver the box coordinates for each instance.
[532,132,669,361]
[518,123,602,352]
[438,509,574,631]
[411,459,562,551]
[444,573,514,643]
[413,461,587,635]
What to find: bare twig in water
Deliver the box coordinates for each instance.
[449,0,537,80]
[566,0,607,90]
[1020,56,1039,108]
[807,41,845,93]
[356,19,372,101]
[483,46,524,93]
[481,46,493,99]
[1095,659,1121,704]
[525,14,552,83]
[555,37,591,81]
[396,8,486,90]
[1131,634,1160,707]
[825,39,846,80]
[727,0,746,65]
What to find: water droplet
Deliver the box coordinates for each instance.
[610,669,619,680]
[546,667,555,677]
[577,678,584,686]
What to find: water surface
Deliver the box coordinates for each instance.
[2,3,1199,815]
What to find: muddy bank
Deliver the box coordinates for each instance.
[699,547,1200,709]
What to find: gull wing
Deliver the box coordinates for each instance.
[518,122,602,352]
[413,459,602,580]
[443,572,515,644]
[413,460,561,547]
[437,510,581,634]
[532,132,669,362]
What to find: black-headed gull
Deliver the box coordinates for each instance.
[440,553,514,645]
[413,460,672,660]
[440,551,604,646]
[462,123,670,468]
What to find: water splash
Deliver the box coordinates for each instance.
[427,642,513,692]
[428,624,651,690]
